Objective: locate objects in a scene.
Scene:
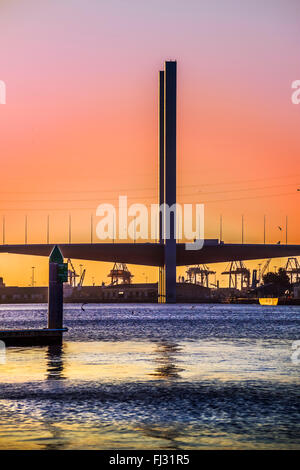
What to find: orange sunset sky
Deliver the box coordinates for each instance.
[0,0,299,287]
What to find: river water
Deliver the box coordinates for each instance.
[0,303,299,449]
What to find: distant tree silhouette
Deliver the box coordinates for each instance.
[262,268,290,295]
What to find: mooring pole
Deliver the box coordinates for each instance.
[48,245,68,329]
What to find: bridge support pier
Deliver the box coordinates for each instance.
[158,61,177,303]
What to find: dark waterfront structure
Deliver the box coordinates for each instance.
[1,61,300,302]
[48,245,65,329]
[0,328,67,346]
[0,245,67,346]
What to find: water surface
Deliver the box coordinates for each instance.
[0,304,299,449]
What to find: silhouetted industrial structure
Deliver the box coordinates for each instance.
[67,258,79,287]
[186,264,215,287]
[222,261,250,290]
[108,262,133,285]
[285,257,300,284]
[258,259,271,284]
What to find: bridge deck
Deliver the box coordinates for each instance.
[1,242,300,266]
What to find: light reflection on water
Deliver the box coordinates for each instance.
[0,304,299,449]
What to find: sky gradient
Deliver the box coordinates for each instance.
[0,0,299,286]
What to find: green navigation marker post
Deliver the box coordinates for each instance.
[48,245,67,329]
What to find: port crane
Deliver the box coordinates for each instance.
[221,261,250,290]
[67,259,79,287]
[186,264,216,287]
[78,268,86,287]
[258,259,271,284]
[108,262,133,285]
[284,257,300,284]
[67,259,86,287]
